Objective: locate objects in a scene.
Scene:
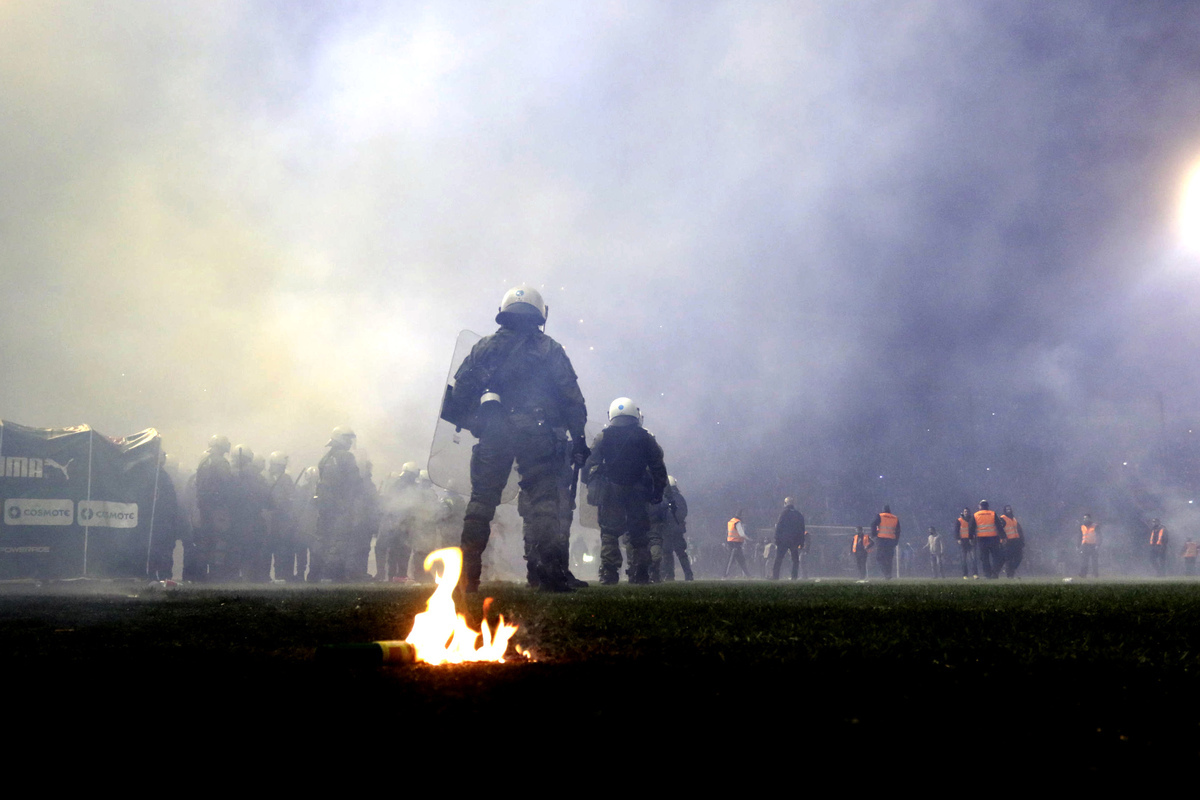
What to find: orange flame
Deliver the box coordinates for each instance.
[403,547,520,664]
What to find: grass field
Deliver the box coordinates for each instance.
[5,578,1200,766]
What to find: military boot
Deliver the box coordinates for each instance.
[628,564,650,585]
[627,545,651,584]
[536,563,573,592]
[531,542,573,592]
[460,517,491,593]
[460,547,483,594]
[599,531,622,585]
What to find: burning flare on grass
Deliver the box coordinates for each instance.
[404,547,520,664]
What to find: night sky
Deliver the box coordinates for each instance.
[5,1,1200,552]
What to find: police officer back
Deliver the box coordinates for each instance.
[583,397,668,585]
[314,426,361,581]
[442,286,588,593]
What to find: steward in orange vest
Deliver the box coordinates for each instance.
[1148,518,1169,577]
[724,512,753,579]
[870,505,900,579]
[1000,505,1024,578]
[727,517,747,543]
[1078,514,1100,578]
[973,501,1005,579]
[955,508,978,578]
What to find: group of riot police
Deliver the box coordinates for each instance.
[186,435,310,582]
[166,284,690,589]
[180,427,454,583]
[441,285,690,592]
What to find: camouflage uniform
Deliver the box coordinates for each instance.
[314,444,360,581]
[194,450,234,581]
[231,460,270,582]
[350,466,380,581]
[523,430,580,587]
[266,469,300,581]
[652,484,692,581]
[583,421,668,584]
[450,326,587,592]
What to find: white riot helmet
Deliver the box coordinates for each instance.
[668,476,678,489]
[496,285,548,326]
[268,451,289,471]
[207,434,231,454]
[232,444,254,468]
[418,469,431,486]
[608,397,640,422]
[400,460,420,476]
[327,425,355,448]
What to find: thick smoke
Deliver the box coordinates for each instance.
[4,2,1200,573]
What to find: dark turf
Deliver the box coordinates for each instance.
[5,579,1198,766]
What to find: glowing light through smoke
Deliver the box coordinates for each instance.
[1178,161,1200,254]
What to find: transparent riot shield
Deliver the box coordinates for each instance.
[427,330,519,503]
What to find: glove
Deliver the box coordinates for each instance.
[571,437,591,467]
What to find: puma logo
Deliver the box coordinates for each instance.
[43,458,73,480]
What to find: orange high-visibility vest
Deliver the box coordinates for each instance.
[877,512,898,539]
[1001,514,1019,539]
[1150,527,1165,546]
[1081,524,1098,546]
[727,518,746,543]
[975,510,998,538]
[852,533,871,553]
[957,518,971,540]
[1184,541,1198,559]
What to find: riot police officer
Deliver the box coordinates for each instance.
[652,475,692,581]
[194,435,234,581]
[376,462,419,581]
[266,452,301,581]
[442,286,588,593]
[583,397,668,585]
[314,426,361,581]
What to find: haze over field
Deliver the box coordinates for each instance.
[5,1,1200,546]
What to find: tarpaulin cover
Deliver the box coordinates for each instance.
[0,421,165,579]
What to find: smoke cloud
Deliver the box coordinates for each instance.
[4,1,1200,562]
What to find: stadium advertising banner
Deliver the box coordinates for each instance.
[0,421,163,579]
